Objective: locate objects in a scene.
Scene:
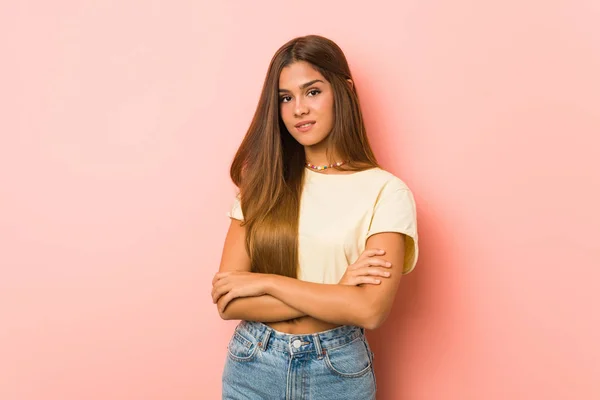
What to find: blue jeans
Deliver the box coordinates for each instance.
[222,320,377,399]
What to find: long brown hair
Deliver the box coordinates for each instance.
[230,35,379,278]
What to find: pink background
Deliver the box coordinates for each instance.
[1,1,599,399]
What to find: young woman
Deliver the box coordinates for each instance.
[211,34,419,399]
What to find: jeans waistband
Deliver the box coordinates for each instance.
[236,320,365,356]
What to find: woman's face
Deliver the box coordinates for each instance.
[278,61,335,148]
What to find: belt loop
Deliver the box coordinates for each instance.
[259,326,272,351]
[312,333,324,360]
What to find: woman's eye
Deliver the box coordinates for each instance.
[280,90,320,103]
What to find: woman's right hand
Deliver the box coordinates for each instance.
[338,248,392,286]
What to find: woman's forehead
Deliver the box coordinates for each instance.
[279,62,326,89]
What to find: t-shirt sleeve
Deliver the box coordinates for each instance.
[366,180,419,275]
[226,193,244,221]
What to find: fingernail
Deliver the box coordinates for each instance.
[386,262,392,266]
[375,279,381,283]
[384,272,390,277]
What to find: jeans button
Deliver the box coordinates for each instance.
[292,339,302,349]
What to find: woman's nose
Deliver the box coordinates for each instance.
[294,100,309,116]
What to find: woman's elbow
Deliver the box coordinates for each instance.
[363,314,386,330]
[217,301,233,320]
[361,304,390,330]
[219,310,231,320]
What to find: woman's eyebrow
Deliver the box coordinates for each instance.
[278,79,324,93]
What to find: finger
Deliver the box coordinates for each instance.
[213,271,230,285]
[368,248,386,256]
[358,276,382,285]
[359,248,386,260]
[348,263,362,271]
[212,287,222,303]
[212,283,231,304]
[361,258,392,268]
[213,275,231,294]
[219,291,236,314]
[358,267,391,277]
[213,278,227,292]
[349,257,389,271]
[215,271,231,280]
[211,286,221,302]
[355,249,379,263]
[218,293,230,314]
[213,288,225,304]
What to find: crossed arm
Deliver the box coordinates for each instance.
[214,218,406,330]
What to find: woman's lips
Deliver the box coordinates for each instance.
[296,122,315,132]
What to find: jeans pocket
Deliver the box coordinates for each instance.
[363,338,375,361]
[324,337,373,378]
[363,339,377,391]
[227,331,259,362]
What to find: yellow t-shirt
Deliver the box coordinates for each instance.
[227,167,419,284]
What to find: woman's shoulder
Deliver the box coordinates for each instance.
[362,167,411,191]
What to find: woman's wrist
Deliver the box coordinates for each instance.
[263,273,280,296]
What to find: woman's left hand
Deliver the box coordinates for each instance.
[211,271,269,313]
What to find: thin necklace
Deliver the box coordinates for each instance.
[305,160,347,171]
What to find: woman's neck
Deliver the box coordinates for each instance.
[304,147,344,167]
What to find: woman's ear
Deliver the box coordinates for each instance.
[346,79,354,90]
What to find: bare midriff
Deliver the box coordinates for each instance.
[266,316,341,334]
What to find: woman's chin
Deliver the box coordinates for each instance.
[291,134,329,148]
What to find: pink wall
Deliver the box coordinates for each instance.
[1,1,598,399]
